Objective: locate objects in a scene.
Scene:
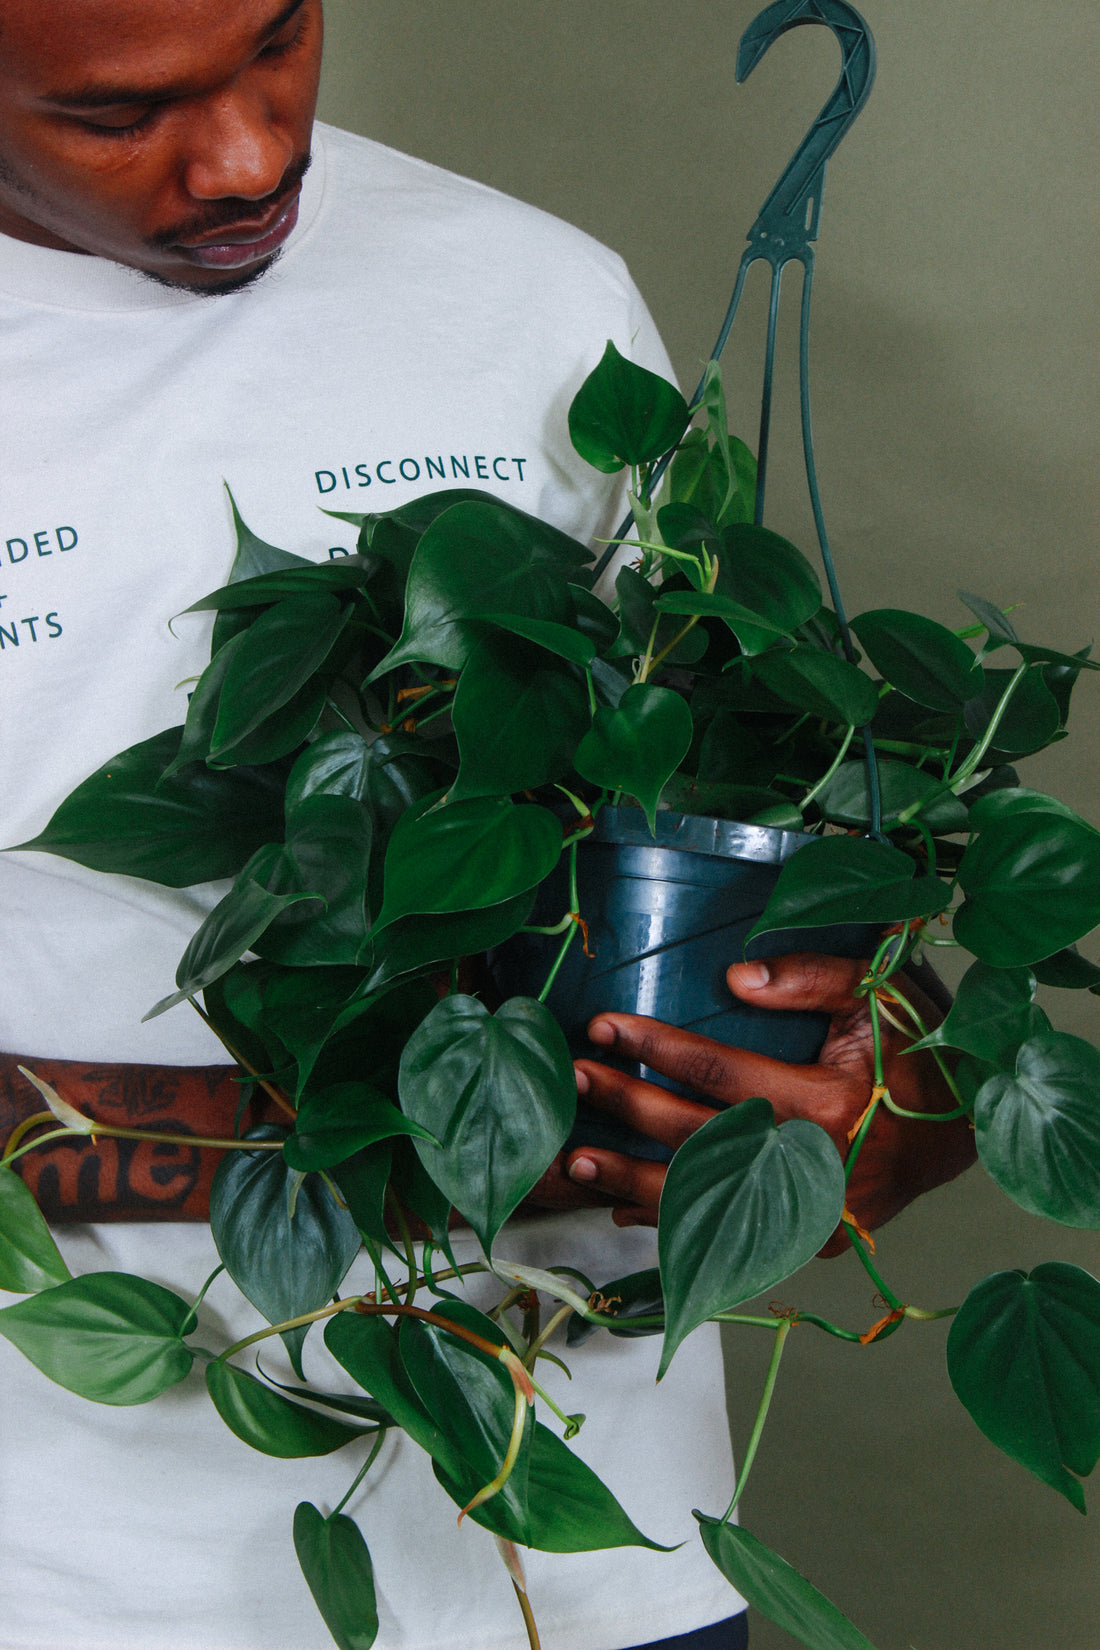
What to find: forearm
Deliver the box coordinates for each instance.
[0,1054,267,1222]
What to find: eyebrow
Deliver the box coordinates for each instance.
[42,0,307,110]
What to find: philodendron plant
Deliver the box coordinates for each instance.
[5,342,1100,1650]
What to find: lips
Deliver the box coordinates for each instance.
[174,193,300,270]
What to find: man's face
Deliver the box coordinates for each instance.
[0,0,322,291]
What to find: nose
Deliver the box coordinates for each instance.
[181,87,294,202]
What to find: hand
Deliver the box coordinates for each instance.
[531,953,976,1257]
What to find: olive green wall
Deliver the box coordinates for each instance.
[317,6,1100,1646]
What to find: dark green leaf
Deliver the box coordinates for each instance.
[568,341,689,472]
[715,525,821,638]
[958,590,1020,646]
[206,1360,368,1457]
[371,798,561,936]
[399,995,575,1254]
[209,1130,361,1377]
[850,609,983,711]
[145,873,321,1019]
[574,684,693,832]
[0,1167,72,1293]
[751,646,879,726]
[325,1311,468,1476]
[286,733,373,807]
[947,1264,1100,1511]
[364,892,536,993]
[1033,946,1100,990]
[611,566,713,663]
[974,1032,1100,1225]
[211,594,351,760]
[437,1420,671,1552]
[910,961,1048,1069]
[223,488,311,579]
[293,1503,379,1650]
[963,668,1061,756]
[0,1273,193,1404]
[955,806,1100,966]
[815,760,968,832]
[254,795,372,968]
[184,563,367,613]
[330,1144,393,1246]
[477,610,597,665]
[12,728,287,887]
[748,836,950,944]
[369,499,587,678]
[697,1520,879,1650]
[450,635,592,800]
[653,588,787,657]
[657,1099,845,1376]
[284,1082,436,1173]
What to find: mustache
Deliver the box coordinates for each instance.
[151,151,312,249]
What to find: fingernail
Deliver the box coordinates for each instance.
[574,1065,590,1095]
[588,1018,616,1046]
[568,1156,599,1183]
[730,961,770,990]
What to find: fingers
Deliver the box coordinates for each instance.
[581,1015,831,1118]
[725,953,870,1016]
[565,1145,666,1228]
[575,1058,717,1148]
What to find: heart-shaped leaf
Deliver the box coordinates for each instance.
[574,683,692,831]
[697,1519,879,1650]
[909,961,1049,1069]
[947,1263,1100,1511]
[568,340,689,472]
[0,1167,71,1293]
[399,995,575,1254]
[657,1099,845,1376]
[751,645,879,727]
[0,1273,193,1404]
[450,634,592,800]
[955,806,1100,966]
[748,835,951,944]
[851,608,983,710]
[974,1032,1100,1225]
[293,1503,379,1650]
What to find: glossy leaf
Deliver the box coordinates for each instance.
[223,488,311,580]
[568,340,689,472]
[399,995,575,1254]
[371,798,560,936]
[653,588,787,657]
[370,499,587,678]
[715,525,821,637]
[751,645,878,727]
[850,609,983,710]
[206,1361,368,1457]
[1033,946,1100,990]
[613,566,713,663]
[210,594,351,759]
[450,634,592,800]
[574,684,693,832]
[909,961,1048,1069]
[697,1520,878,1650]
[955,807,1100,966]
[963,667,1061,757]
[0,1273,193,1404]
[815,760,967,832]
[748,835,951,945]
[657,1099,845,1376]
[947,1264,1100,1511]
[286,732,373,807]
[325,1311,469,1477]
[13,728,286,887]
[438,1416,670,1552]
[974,1032,1100,1225]
[477,609,598,665]
[330,1144,393,1246]
[185,563,367,613]
[0,1167,71,1293]
[144,874,321,1019]
[284,1082,436,1173]
[254,795,372,968]
[209,1130,362,1377]
[293,1503,379,1650]
[402,1304,533,1532]
[364,891,536,993]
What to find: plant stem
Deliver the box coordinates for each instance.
[799,723,856,811]
[187,999,297,1119]
[2,1111,57,1160]
[0,1127,84,1168]
[512,1581,543,1650]
[720,1318,792,1524]
[330,1428,388,1520]
[844,1228,904,1313]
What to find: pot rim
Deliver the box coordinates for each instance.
[587,804,812,866]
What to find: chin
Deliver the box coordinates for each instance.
[139,246,283,296]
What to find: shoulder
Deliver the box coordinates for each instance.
[311,121,640,307]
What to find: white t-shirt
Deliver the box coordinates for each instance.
[0,125,744,1647]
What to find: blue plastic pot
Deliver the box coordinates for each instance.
[490,806,877,1160]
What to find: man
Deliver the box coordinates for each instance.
[0,3,973,1647]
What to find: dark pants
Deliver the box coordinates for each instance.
[630,1613,750,1650]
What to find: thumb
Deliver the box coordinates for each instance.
[727,953,871,1016]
